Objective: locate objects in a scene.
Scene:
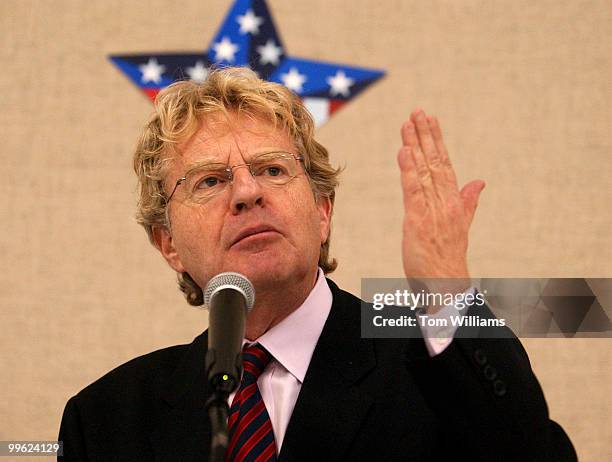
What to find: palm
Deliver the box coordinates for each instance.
[397,110,485,281]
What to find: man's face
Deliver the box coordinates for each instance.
[155,113,332,293]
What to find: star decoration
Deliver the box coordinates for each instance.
[186,61,209,83]
[237,8,264,35]
[281,67,307,93]
[139,58,166,84]
[109,0,385,127]
[327,70,354,97]
[257,39,282,65]
[212,36,239,63]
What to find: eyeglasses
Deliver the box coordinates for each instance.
[166,151,305,205]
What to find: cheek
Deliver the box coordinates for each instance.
[292,191,328,244]
[172,207,219,258]
[291,195,325,247]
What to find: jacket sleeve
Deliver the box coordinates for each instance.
[58,396,88,461]
[407,302,578,461]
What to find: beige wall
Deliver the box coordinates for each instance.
[1,0,610,460]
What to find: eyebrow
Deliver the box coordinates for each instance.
[182,148,294,173]
[182,157,228,176]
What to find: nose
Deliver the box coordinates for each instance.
[229,166,264,213]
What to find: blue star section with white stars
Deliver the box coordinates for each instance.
[109,0,385,127]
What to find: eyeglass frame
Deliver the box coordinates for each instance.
[164,151,306,205]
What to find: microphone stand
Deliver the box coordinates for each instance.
[205,392,229,462]
[205,349,242,462]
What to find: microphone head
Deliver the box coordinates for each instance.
[203,272,255,311]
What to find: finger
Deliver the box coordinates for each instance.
[401,120,436,203]
[412,110,442,169]
[413,110,451,199]
[430,116,458,190]
[460,180,486,226]
[397,146,426,213]
[400,118,416,147]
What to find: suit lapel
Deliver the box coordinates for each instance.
[279,280,376,461]
[150,332,212,461]
[148,281,375,461]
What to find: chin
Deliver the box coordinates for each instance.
[226,253,311,290]
[234,258,289,285]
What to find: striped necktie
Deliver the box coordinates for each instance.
[226,343,278,462]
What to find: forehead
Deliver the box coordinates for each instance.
[176,113,296,167]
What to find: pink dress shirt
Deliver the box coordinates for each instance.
[229,269,460,452]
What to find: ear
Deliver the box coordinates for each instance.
[316,196,333,244]
[151,225,186,273]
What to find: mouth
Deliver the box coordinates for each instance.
[231,225,281,247]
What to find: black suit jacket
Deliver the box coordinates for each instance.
[59,280,576,461]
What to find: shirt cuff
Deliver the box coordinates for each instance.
[418,287,476,357]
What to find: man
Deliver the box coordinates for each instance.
[59,68,576,461]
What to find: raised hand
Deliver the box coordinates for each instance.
[397,109,485,293]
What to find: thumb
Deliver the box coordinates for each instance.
[460,180,486,226]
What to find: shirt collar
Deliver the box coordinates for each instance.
[252,269,332,383]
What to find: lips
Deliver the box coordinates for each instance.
[231,224,281,246]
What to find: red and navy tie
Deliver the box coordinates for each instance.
[226,344,278,462]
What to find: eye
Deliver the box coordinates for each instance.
[200,177,220,188]
[264,166,284,177]
[253,156,291,178]
[193,172,227,190]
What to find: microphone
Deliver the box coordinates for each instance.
[203,272,255,394]
[203,272,255,462]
